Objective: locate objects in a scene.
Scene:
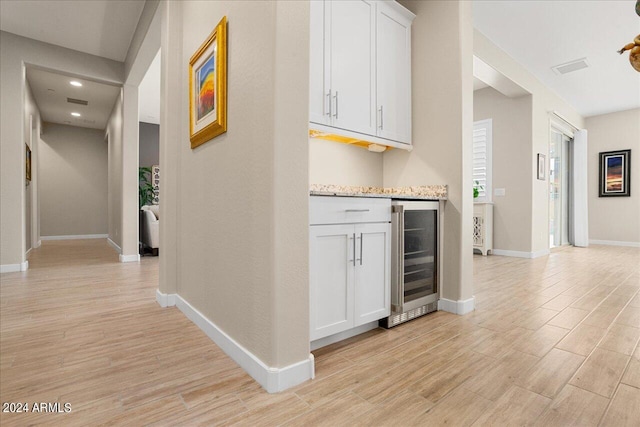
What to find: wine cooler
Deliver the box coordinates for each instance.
[380,200,439,328]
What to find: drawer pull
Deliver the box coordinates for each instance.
[345,209,370,213]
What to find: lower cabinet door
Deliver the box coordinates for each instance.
[309,224,355,341]
[354,222,391,326]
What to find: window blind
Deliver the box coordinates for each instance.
[473,119,492,202]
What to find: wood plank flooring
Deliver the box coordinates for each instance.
[1,240,639,426]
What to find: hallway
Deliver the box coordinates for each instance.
[1,241,639,425]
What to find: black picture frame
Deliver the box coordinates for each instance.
[599,149,631,197]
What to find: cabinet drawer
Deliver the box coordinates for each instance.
[310,196,391,225]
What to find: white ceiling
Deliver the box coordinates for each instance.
[473,0,640,117]
[0,0,144,62]
[139,50,161,125]
[27,68,121,130]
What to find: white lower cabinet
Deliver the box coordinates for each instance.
[354,223,390,325]
[310,197,391,341]
[310,224,355,340]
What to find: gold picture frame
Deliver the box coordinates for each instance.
[189,16,228,148]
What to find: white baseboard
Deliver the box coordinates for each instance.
[174,294,314,393]
[589,239,640,248]
[41,234,108,241]
[310,321,379,351]
[36,240,42,248]
[492,249,550,259]
[0,261,29,273]
[531,249,550,258]
[119,253,140,263]
[26,247,32,257]
[107,238,122,254]
[438,296,475,315]
[156,289,177,307]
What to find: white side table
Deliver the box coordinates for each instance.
[473,202,493,256]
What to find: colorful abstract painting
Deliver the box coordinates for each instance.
[605,155,623,192]
[599,150,631,197]
[189,16,227,148]
[197,50,216,121]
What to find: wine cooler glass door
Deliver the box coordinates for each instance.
[403,208,437,305]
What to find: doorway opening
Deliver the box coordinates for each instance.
[549,128,572,248]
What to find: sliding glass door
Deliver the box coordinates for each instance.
[549,129,572,248]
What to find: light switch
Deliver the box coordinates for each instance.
[494,188,506,197]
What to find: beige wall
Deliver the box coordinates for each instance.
[384,0,474,303]
[139,122,159,167]
[309,139,383,187]
[159,0,181,296]
[39,123,108,237]
[474,87,533,252]
[474,31,585,255]
[0,31,123,268]
[120,84,140,258]
[163,0,310,369]
[106,91,124,248]
[586,108,640,245]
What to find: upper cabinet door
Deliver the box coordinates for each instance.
[309,0,329,126]
[376,2,413,144]
[327,0,376,136]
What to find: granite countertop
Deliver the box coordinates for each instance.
[310,184,448,200]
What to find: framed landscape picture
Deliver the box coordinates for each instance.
[26,143,31,181]
[599,149,631,197]
[189,16,228,149]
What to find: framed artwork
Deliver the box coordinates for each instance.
[25,143,31,181]
[599,149,631,197]
[189,16,228,149]
[537,153,546,180]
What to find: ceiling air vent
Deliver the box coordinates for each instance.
[551,58,589,75]
[67,97,88,106]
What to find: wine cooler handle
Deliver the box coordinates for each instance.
[391,205,404,314]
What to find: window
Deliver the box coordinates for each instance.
[473,119,492,202]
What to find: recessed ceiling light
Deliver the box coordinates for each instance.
[71,112,81,117]
[70,81,83,87]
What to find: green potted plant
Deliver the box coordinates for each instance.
[139,167,155,208]
[473,180,484,199]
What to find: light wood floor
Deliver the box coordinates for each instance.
[1,240,639,426]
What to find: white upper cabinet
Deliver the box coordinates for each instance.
[309,0,328,125]
[309,0,415,149]
[328,0,376,136]
[376,1,412,144]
